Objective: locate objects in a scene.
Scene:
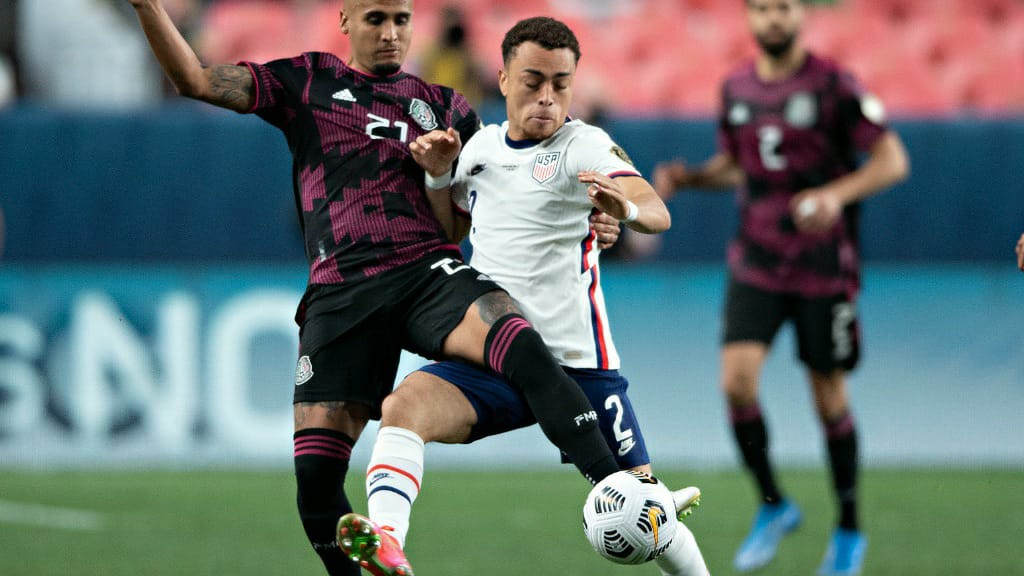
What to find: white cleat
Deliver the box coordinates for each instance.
[672,486,701,520]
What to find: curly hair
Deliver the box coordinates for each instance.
[501,17,581,65]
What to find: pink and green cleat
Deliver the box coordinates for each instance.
[336,512,414,576]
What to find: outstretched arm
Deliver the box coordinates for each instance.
[128,0,254,112]
[653,152,743,200]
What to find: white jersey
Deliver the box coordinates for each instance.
[452,119,640,369]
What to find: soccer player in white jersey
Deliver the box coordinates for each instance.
[336,17,708,576]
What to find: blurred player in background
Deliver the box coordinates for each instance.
[654,0,908,574]
[337,17,708,576]
[1016,233,1024,271]
[417,4,489,107]
[125,1,624,574]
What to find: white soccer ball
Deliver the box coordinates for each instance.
[582,470,677,565]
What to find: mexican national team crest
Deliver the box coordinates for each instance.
[532,151,561,183]
[295,355,314,386]
[785,92,818,128]
[408,98,439,130]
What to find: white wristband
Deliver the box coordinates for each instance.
[621,200,639,223]
[424,170,452,190]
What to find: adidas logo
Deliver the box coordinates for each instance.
[332,88,356,102]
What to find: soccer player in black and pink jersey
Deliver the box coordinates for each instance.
[127,1,623,575]
[654,1,909,575]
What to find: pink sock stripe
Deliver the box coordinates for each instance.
[294,448,351,459]
[294,435,352,458]
[295,434,351,447]
[730,404,763,424]
[487,319,524,372]
[294,440,352,457]
[488,318,530,373]
[825,413,855,439]
[367,464,421,492]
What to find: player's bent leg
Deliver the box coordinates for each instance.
[381,371,477,444]
[294,402,371,576]
[364,371,478,552]
[443,291,619,484]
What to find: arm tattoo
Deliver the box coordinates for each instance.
[204,64,255,110]
[474,291,522,326]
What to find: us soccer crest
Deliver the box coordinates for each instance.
[532,151,561,183]
[408,98,439,130]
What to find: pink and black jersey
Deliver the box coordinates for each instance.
[718,53,887,298]
[241,52,480,286]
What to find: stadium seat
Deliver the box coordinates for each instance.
[200,0,350,64]
[191,0,1024,116]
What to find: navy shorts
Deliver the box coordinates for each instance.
[418,361,651,469]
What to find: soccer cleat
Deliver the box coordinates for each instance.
[732,499,802,572]
[672,486,702,520]
[817,528,867,576]
[336,512,414,576]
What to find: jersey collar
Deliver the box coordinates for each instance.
[503,117,574,149]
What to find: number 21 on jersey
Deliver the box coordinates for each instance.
[366,113,409,142]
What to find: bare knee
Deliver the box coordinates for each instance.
[720,343,767,405]
[380,385,423,430]
[809,370,849,421]
[381,371,477,443]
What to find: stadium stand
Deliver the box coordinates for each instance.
[192,0,1023,116]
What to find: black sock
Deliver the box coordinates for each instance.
[484,314,618,484]
[294,428,360,576]
[824,411,859,530]
[730,403,784,504]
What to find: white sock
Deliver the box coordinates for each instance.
[655,521,709,576]
[365,426,425,549]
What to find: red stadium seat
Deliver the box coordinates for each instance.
[200,1,350,64]
[193,0,1024,116]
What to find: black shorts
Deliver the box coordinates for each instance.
[722,277,860,373]
[292,250,503,417]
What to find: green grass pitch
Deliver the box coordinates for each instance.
[1,467,1021,575]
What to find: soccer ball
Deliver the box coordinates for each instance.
[582,470,677,565]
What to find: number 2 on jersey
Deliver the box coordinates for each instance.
[605,394,636,456]
[757,125,788,171]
